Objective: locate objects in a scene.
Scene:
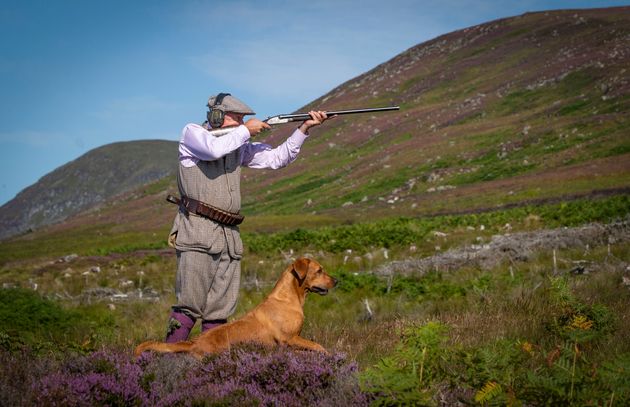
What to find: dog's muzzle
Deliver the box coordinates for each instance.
[308,286,329,295]
[309,277,337,295]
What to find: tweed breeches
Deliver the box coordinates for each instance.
[173,249,241,321]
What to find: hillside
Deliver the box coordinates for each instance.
[0,140,176,239]
[0,7,628,242]
[246,7,629,219]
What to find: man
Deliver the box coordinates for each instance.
[165,93,328,342]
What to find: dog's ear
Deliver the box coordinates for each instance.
[292,258,310,281]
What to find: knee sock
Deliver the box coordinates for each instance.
[165,311,196,343]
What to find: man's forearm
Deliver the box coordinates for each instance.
[299,122,312,134]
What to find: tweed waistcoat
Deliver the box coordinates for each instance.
[169,148,244,258]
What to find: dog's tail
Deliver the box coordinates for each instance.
[134,340,195,357]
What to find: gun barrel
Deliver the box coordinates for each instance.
[272,106,399,122]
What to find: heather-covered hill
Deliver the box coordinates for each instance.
[245,7,629,219]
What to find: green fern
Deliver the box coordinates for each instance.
[360,321,449,406]
[549,276,575,306]
[475,381,503,404]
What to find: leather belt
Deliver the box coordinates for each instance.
[166,194,244,226]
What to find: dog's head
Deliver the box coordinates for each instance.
[291,258,337,295]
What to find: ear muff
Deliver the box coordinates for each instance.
[208,109,225,128]
[207,92,231,128]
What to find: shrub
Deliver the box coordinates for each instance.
[0,288,114,352]
[243,195,630,255]
[27,345,368,407]
[360,321,450,406]
[360,280,627,406]
[547,276,616,344]
[333,269,467,301]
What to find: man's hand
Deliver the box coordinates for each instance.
[244,118,271,137]
[299,111,329,134]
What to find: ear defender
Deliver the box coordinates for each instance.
[207,92,231,128]
[208,109,225,128]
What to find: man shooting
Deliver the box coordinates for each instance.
[164,93,329,342]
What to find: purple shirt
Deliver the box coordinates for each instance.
[178,123,309,169]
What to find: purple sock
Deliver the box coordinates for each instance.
[202,319,227,332]
[165,311,196,343]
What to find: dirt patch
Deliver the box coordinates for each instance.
[376,218,630,276]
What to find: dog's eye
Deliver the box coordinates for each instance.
[317,269,322,274]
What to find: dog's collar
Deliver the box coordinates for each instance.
[291,269,306,286]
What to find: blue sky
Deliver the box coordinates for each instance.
[0,0,627,205]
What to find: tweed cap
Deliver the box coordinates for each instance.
[207,94,255,115]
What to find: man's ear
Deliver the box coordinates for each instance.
[292,258,310,281]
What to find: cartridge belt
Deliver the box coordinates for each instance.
[166,194,244,226]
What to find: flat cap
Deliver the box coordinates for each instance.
[207,94,255,115]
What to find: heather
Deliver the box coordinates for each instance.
[1,345,367,406]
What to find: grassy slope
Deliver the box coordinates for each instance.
[238,8,629,223]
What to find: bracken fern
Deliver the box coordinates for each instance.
[474,380,502,405]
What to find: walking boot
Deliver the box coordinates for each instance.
[165,311,196,343]
[201,318,227,332]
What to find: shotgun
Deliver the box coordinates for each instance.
[206,106,399,137]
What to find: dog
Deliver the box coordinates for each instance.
[135,257,337,358]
